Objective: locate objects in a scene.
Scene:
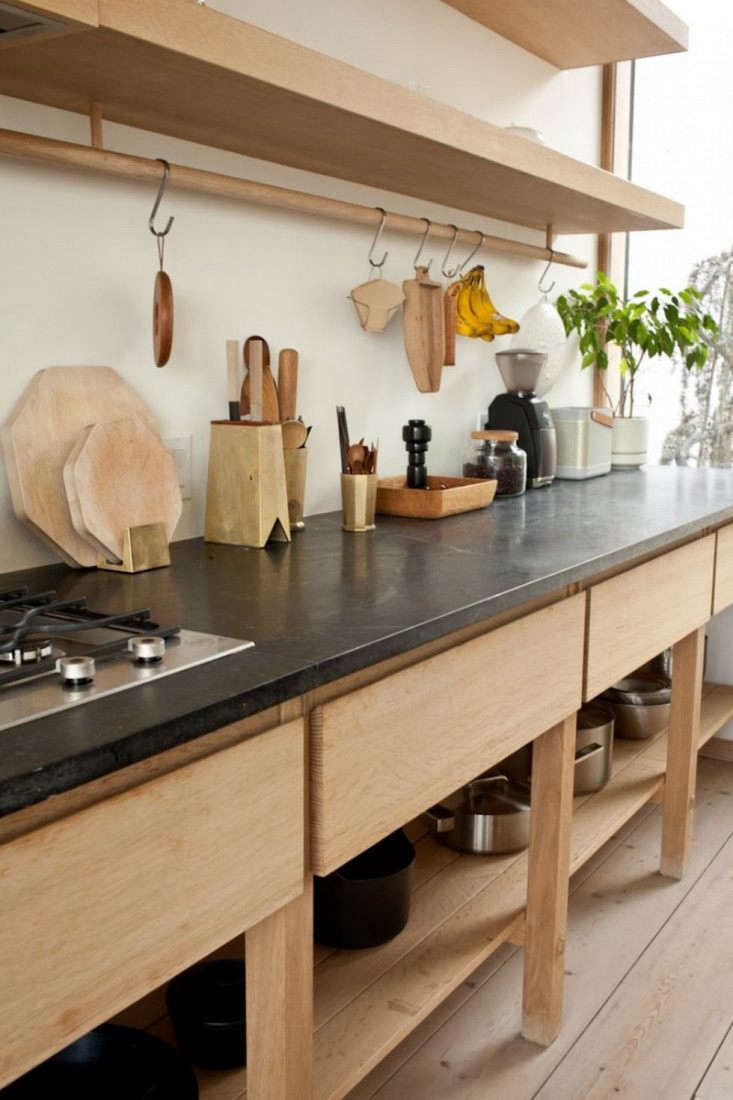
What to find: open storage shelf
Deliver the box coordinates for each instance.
[442,0,689,70]
[115,682,733,1100]
[0,0,683,235]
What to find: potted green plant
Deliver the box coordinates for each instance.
[556,272,718,467]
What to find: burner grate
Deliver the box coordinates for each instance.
[0,587,180,686]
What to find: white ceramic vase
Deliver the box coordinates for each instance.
[611,416,649,468]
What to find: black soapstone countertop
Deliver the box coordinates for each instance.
[1,467,732,817]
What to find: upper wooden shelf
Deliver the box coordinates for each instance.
[0,0,684,234]
[442,0,689,69]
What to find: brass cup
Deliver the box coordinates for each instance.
[283,447,307,530]
[341,473,377,532]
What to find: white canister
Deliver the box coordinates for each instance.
[552,408,613,480]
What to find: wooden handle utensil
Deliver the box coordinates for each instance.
[278,348,298,421]
[248,338,264,422]
[443,287,458,366]
[241,336,279,422]
[226,339,240,419]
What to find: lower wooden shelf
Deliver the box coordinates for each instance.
[123,682,733,1100]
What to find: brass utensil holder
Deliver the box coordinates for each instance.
[97,522,171,573]
[283,447,307,531]
[341,473,377,532]
[205,421,291,548]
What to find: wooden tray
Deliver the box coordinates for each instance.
[376,476,497,519]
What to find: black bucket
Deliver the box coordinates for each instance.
[314,829,416,949]
[166,958,246,1070]
[0,1025,198,1100]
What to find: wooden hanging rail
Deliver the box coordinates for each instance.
[0,128,587,271]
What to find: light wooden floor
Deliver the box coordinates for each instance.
[347,756,733,1100]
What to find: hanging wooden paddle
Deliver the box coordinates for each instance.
[149,158,174,367]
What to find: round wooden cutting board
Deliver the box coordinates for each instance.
[2,367,159,567]
[63,416,182,563]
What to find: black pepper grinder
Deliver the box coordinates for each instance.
[403,419,432,489]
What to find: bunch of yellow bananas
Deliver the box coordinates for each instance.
[449,265,520,342]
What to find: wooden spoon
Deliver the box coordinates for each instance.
[347,440,368,474]
[240,336,280,421]
[281,419,308,449]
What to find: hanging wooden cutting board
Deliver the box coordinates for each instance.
[402,266,445,392]
[63,416,182,563]
[2,367,159,567]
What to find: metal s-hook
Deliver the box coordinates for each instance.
[149,158,174,270]
[367,207,389,274]
[413,217,432,273]
[149,159,174,238]
[457,230,485,275]
[538,249,556,295]
[440,225,459,278]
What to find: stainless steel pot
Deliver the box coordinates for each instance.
[423,775,531,855]
[600,675,671,740]
[604,676,671,706]
[602,698,670,740]
[575,702,614,793]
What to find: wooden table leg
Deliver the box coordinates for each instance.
[660,627,705,880]
[521,714,576,1046]
[245,878,313,1099]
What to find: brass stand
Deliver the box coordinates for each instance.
[283,448,307,530]
[97,523,171,573]
[341,473,377,532]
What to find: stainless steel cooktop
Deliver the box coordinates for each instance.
[0,587,253,732]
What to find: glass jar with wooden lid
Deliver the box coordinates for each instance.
[463,430,527,497]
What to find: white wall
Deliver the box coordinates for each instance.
[0,0,600,573]
[628,0,733,733]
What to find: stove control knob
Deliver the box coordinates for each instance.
[56,655,95,686]
[128,635,166,663]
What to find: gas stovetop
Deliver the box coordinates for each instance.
[0,586,253,732]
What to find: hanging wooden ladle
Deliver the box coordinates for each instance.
[149,158,174,367]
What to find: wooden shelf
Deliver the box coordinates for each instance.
[0,0,683,234]
[442,0,689,69]
[308,681,733,1100]
[121,683,733,1100]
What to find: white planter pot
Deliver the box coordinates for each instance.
[611,416,649,469]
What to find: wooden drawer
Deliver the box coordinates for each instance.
[310,595,585,874]
[713,523,733,614]
[0,719,304,1088]
[585,535,715,701]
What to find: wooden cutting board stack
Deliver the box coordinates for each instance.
[2,366,181,568]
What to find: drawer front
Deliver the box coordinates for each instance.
[311,595,585,874]
[0,719,304,1088]
[585,536,715,701]
[714,523,733,613]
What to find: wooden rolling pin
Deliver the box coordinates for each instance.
[278,348,299,421]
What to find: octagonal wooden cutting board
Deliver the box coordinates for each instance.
[2,367,159,567]
[63,416,182,563]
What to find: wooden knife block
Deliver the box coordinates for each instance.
[205,421,291,548]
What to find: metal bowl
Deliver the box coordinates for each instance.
[602,698,670,740]
[604,676,671,706]
[495,349,547,394]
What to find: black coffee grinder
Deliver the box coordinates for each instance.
[487,349,557,489]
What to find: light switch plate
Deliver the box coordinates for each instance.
[164,435,192,501]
